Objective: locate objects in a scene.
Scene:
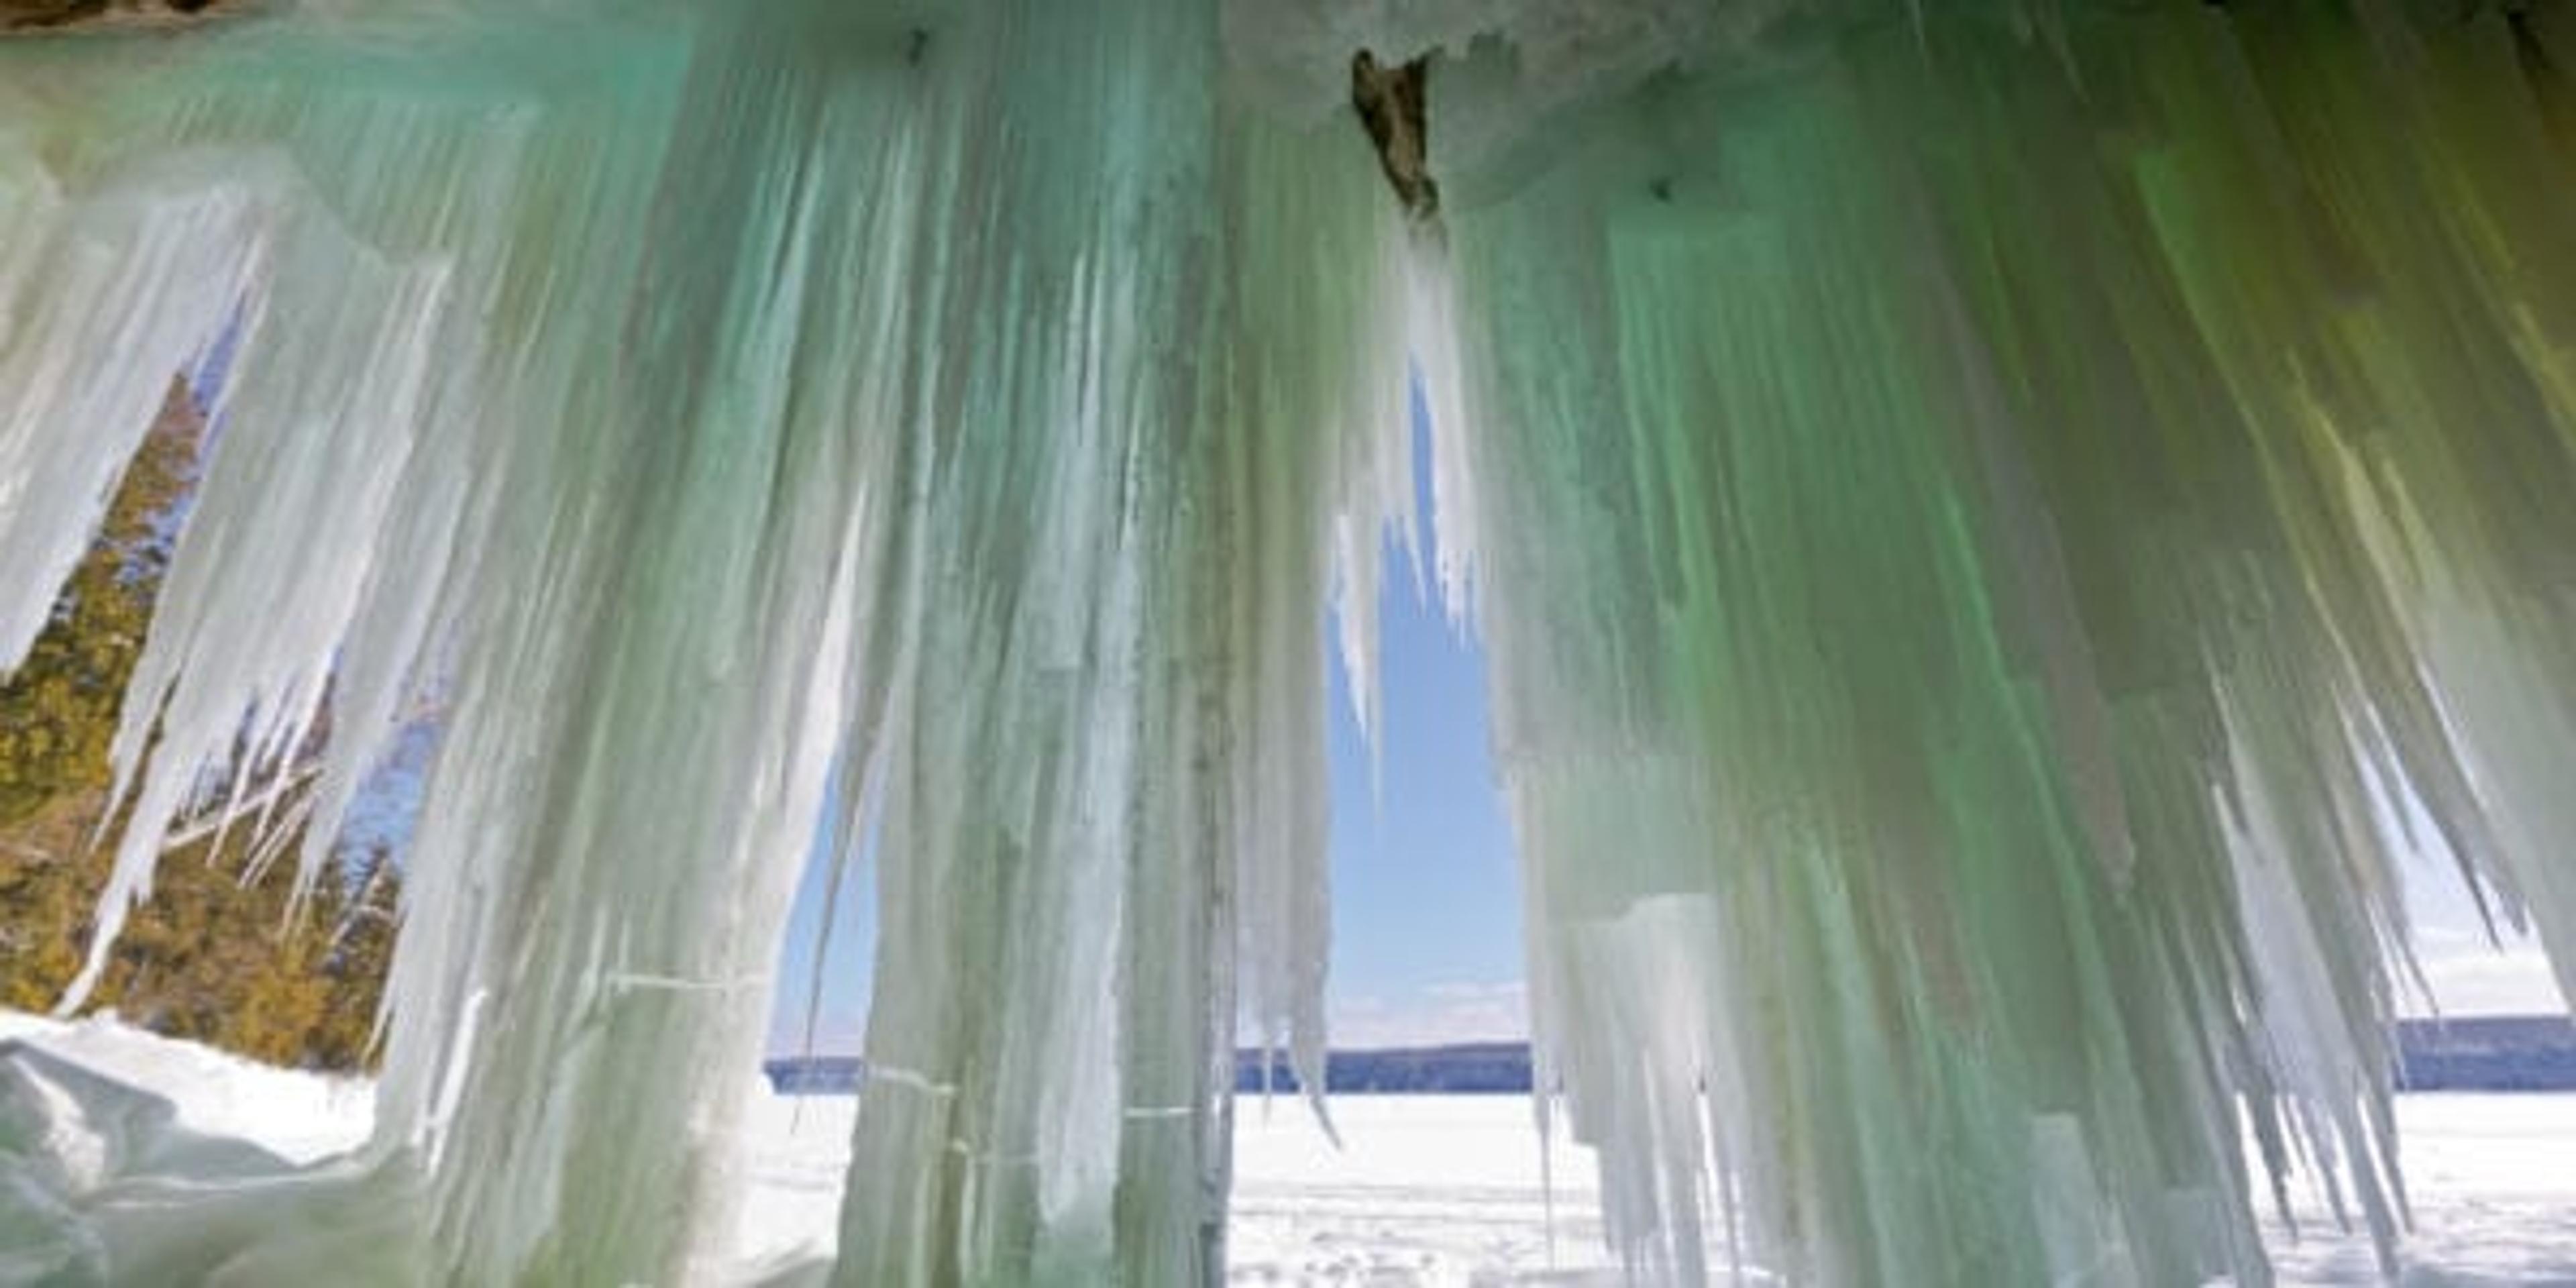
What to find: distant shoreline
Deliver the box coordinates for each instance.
[765,1016,2576,1096]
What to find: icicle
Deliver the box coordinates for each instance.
[9,2,2576,1285]
[1435,4,2576,1283]
[829,6,1421,1276]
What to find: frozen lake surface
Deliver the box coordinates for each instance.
[7,1013,2573,1285]
[741,1080,2576,1285]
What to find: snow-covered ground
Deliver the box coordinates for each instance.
[735,1091,1611,1283]
[8,1012,2575,1285]
[0,1012,371,1170]
[746,1087,2576,1286]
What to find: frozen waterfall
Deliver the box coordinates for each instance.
[6,1,2576,1284]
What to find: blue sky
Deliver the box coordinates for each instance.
[1299,561,1530,1049]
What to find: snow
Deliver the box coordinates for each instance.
[9,1014,2573,1286]
[1232,1097,2576,1287]
[2261,1095,2576,1287]
[0,1012,372,1169]
[1229,1097,1610,1285]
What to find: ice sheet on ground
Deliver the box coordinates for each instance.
[7,1014,2573,1286]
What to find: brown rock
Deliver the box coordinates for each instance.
[1351,49,1439,220]
[2,0,229,35]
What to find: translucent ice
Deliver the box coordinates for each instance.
[7,2,2576,1285]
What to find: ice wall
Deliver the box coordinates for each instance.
[1436,3,2576,1283]
[818,8,1421,1282]
[7,1,2576,1285]
[1,1,1415,1281]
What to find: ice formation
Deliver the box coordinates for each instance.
[5,1,2576,1285]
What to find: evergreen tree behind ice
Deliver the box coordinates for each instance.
[5,1,2576,1284]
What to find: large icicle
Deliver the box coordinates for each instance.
[824,10,1424,1277]
[1432,3,2576,1283]
[1,11,887,1279]
[1,0,1417,1281]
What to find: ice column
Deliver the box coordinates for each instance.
[1439,5,2576,1283]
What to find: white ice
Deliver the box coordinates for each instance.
[7,1012,2571,1287]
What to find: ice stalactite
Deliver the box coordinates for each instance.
[7,1,2576,1286]
[4,12,883,1279]
[1432,3,2576,1284]
[3,0,1420,1281]
[821,7,1420,1282]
